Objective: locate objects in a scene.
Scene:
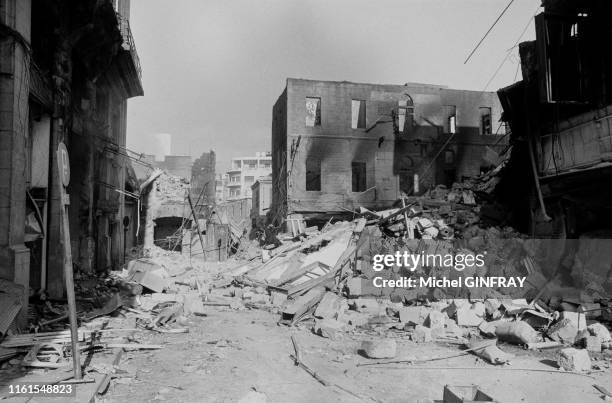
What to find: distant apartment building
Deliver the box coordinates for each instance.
[271,78,507,223]
[215,174,227,203]
[225,152,272,200]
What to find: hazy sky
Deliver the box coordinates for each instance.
[126,0,539,172]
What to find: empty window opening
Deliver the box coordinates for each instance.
[420,143,428,157]
[306,158,321,191]
[444,149,455,164]
[479,107,492,135]
[397,100,414,133]
[305,97,321,127]
[445,105,457,134]
[351,100,366,129]
[351,162,367,192]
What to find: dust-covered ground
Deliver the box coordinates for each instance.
[101,283,612,403]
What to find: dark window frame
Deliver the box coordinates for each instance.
[305,158,321,191]
[351,161,367,192]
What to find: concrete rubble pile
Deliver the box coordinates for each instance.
[202,177,610,371]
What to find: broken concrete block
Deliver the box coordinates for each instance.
[411,325,432,343]
[484,299,501,317]
[426,311,445,329]
[548,318,578,344]
[350,298,385,315]
[340,310,370,327]
[560,311,587,330]
[346,277,364,297]
[181,292,205,315]
[361,339,397,359]
[558,348,591,372]
[399,306,427,325]
[495,321,538,345]
[313,318,346,340]
[583,336,602,353]
[127,259,168,293]
[270,291,287,307]
[469,339,514,365]
[471,301,486,317]
[456,307,484,327]
[314,292,346,320]
[588,323,611,343]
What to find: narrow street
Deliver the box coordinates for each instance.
[2,1,612,402]
[92,255,612,403]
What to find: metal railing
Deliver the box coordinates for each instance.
[115,12,142,81]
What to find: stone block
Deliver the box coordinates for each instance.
[560,311,587,330]
[583,336,601,353]
[548,319,578,344]
[340,310,370,327]
[588,323,611,343]
[361,339,397,359]
[411,325,432,343]
[558,348,591,372]
[456,306,484,327]
[426,311,445,329]
[313,318,346,340]
[399,306,427,325]
[314,292,346,320]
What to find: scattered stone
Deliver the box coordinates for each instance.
[362,339,397,359]
[351,298,385,315]
[313,318,346,340]
[548,319,578,344]
[399,306,427,325]
[346,277,364,297]
[270,291,287,307]
[182,292,205,315]
[426,311,446,329]
[484,299,501,318]
[456,306,484,327]
[560,311,587,330]
[558,348,591,372]
[340,310,370,327]
[411,325,432,343]
[314,292,346,320]
[583,336,602,353]
[495,321,538,344]
[588,323,611,343]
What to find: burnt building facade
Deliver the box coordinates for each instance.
[498,0,612,238]
[271,78,506,224]
[0,0,143,321]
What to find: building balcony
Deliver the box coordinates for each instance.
[226,182,241,187]
[113,12,144,98]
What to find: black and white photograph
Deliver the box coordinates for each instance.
[0,0,612,401]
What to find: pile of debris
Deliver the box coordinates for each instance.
[205,186,611,372]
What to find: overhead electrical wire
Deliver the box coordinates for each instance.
[464,0,516,64]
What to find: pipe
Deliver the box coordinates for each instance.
[527,136,551,222]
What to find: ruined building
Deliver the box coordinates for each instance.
[0,0,143,323]
[271,78,506,224]
[498,0,612,237]
[190,150,216,207]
